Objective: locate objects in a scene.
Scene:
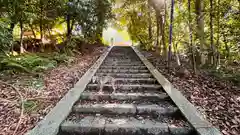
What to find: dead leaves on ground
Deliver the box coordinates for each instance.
[0,46,106,135]
[142,51,240,135]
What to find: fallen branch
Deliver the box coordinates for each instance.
[0,80,24,135]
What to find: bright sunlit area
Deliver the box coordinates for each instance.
[103,27,132,46]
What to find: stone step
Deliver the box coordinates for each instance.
[106,56,139,59]
[95,73,153,78]
[90,78,157,85]
[60,116,193,135]
[80,92,168,101]
[97,69,149,73]
[100,66,147,70]
[102,63,145,66]
[104,60,140,63]
[72,103,178,116]
[86,84,162,92]
[104,61,142,63]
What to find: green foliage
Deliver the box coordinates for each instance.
[114,0,155,49]
[0,19,12,53]
[75,0,114,42]
[0,54,57,73]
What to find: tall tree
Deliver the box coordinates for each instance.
[195,0,206,65]
[147,1,152,40]
[209,0,215,65]
[188,0,197,72]
[168,0,175,70]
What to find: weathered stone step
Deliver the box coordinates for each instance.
[80,92,168,101]
[106,56,139,59]
[100,66,147,70]
[102,63,145,66]
[95,73,153,78]
[90,78,157,85]
[60,116,193,135]
[104,61,142,63]
[72,103,178,116]
[87,84,162,92]
[97,69,149,73]
[104,60,140,63]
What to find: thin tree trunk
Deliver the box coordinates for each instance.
[40,1,43,41]
[67,14,71,38]
[216,0,220,66]
[174,43,181,66]
[163,0,168,58]
[148,2,152,41]
[20,20,24,54]
[188,0,197,73]
[156,13,161,53]
[210,0,215,65]
[223,32,230,58]
[168,0,175,71]
[159,14,167,57]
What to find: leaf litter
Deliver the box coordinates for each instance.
[141,50,240,135]
[0,46,107,135]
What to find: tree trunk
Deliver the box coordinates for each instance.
[29,24,37,38]
[188,0,197,73]
[156,13,161,53]
[195,0,205,65]
[159,14,167,57]
[163,0,168,58]
[210,0,215,65]
[223,32,230,58]
[216,0,220,66]
[40,1,43,41]
[9,22,15,52]
[67,14,71,38]
[20,20,25,54]
[168,0,175,71]
[174,43,181,66]
[148,2,152,41]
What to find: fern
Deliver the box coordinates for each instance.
[0,54,57,73]
[0,58,31,73]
